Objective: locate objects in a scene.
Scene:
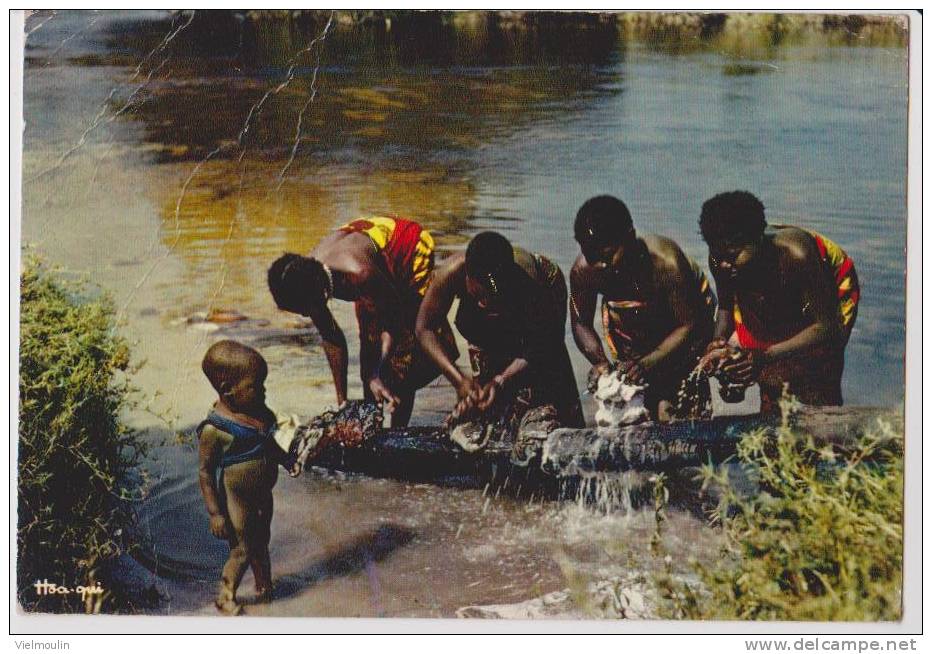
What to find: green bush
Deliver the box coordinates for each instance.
[656,401,904,621]
[18,258,144,613]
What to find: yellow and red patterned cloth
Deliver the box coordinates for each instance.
[733,228,859,350]
[339,215,455,388]
[339,215,435,298]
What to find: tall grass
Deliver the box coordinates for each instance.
[17,258,144,613]
[654,399,904,621]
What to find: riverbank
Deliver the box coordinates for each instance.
[239,10,908,49]
[18,259,145,613]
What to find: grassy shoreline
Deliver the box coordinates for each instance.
[651,401,903,621]
[18,258,146,613]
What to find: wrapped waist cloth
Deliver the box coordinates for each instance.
[602,257,716,361]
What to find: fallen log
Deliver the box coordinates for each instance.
[540,405,900,476]
[309,406,900,480]
[311,425,505,481]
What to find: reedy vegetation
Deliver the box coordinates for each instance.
[18,259,145,613]
[653,397,903,621]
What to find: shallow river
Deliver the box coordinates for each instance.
[21,11,908,616]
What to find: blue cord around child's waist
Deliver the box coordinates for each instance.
[196,410,276,468]
[196,410,277,517]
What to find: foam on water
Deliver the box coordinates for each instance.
[593,371,650,431]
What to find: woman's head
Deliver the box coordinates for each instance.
[574,195,636,270]
[464,231,516,312]
[699,191,767,280]
[267,253,331,316]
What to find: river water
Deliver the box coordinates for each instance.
[20,11,908,617]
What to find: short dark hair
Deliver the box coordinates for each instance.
[465,231,515,295]
[202,340,266,394]
[267,253,328,313]
[574,195,634,244]
[699,191,767,245]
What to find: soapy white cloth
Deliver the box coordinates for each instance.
[593,371,651,430]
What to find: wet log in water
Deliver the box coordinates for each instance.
[540,406,898,476]
[312,426,501,481]
[311,406,899,480]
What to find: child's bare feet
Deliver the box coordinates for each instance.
[215,598,244,616]
[254,588,272,604]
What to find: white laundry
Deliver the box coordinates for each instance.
[593,371,651,430]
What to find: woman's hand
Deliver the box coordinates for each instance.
[705,338,730,355]
[586,360,613,392]
[283,453,302,478]
[209,514,229,539]
[450,376,484,420]
[720,348,762,386]
[618,359,648,385]
[368,376,400,413]
[476,376,506,412]
[455,376,482,403]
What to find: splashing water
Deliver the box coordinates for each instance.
[672,347,750,420]
[572,472,641,515]
[672,367,714,421]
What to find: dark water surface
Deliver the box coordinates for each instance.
[21,10,908,616]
